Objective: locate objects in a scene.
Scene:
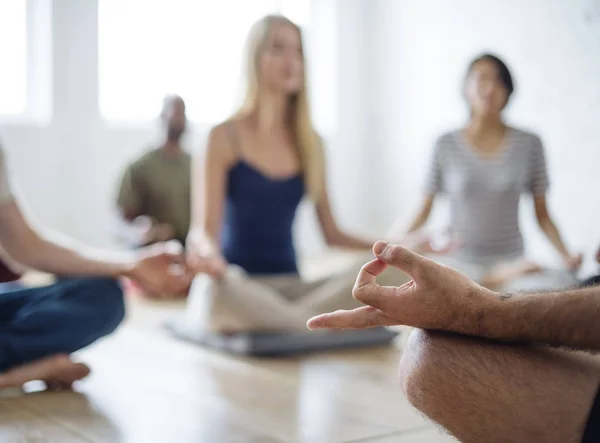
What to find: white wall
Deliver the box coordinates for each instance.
[0,0,376,258]
[369,0,600,272]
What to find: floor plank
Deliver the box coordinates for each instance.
[71,329,426,443]
[0,399,91,442]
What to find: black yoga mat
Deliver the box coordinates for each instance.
[164,319,398,357]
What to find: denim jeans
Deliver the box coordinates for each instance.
[0,277,125,371]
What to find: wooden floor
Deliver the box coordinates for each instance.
[0,264,457,442]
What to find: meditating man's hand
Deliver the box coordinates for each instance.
[307,241,498,334]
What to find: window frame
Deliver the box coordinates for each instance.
[0,0,52,125]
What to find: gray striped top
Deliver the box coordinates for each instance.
[427,127,549,262]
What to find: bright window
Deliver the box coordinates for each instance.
[0,0,27,115]
[98,0,336,132]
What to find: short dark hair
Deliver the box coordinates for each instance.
[161,94,184,119]
[466,53,514,96]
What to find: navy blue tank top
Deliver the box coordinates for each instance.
[220,128,304,275]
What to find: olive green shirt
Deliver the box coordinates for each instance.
[117,148,191,243]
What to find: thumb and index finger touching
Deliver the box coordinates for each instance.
[306,241,426,331]
[352,241,425,310]
[374,240,425,274]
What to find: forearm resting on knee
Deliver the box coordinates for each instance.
[482,287,600,352]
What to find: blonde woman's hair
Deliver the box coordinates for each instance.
[235,14,324,201]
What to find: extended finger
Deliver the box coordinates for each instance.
[306,306,397,330]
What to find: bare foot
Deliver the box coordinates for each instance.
[0,354,90,390]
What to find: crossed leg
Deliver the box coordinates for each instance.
[0,277,125,390]
[399,329,600,443]
[184,253,413,333]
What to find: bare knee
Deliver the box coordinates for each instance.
[398,328,506,425]
[398,329,600,443]
[398,329,450,410]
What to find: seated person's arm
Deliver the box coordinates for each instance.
[534,196,581,269]
[0,147,189,294]
[315,189,374,250]
[0,198,135,277]
[406,195,435,234]
[315,145,374,250]
[116,165,174,246]
[0,198,191,293]
[0,242,28,276]
[117,164,143,222]
[186,125,232,276]
[386,195,435,242]
[388,138,442,242]
[528,137,580,269]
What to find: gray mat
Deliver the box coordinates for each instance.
[164,320,398,357]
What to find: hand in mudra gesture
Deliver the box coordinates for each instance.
[307,241,497,334]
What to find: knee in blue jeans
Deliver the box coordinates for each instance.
[83,277,125,335]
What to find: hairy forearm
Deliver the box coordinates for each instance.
[481,287,600,351]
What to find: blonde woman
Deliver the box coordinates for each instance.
[184,15,409,333]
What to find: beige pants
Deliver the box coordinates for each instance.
[181,253,411,333]
[179,250,577,335]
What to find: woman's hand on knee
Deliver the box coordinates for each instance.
[186,248,227,278]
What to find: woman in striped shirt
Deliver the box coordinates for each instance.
[401,53,581,289]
